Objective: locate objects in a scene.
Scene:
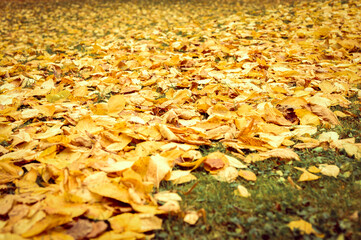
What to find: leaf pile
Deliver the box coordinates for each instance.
[1,0,361,238]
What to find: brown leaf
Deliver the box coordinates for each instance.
[307,103,340,125]
[66,219,93,240]
[203,151,228,172]
[238,169,257,181]
[259,148,300,161]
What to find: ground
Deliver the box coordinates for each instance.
[0,0,361,239]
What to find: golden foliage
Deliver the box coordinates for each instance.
[0,0,360,238]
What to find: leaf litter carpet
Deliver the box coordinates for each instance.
[0,0,360,239]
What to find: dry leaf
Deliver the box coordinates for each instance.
[213,166,239,182]
[318,132,339,143]
[0,0,359,237]
[287,176,302,190]
[184,211,199,225]
[319,164,340,178]
[259,148,300,161]
[288,219,324,237]
[0,195,15,215]
[308,166,321,173]
[342,143,361,160]
[308,103,340,125]
[80,221,106,239]
[203,151,228,172]
[238,169,257,181]
[226,155,247,169]
[66,219,93,240]
[153,191,182,202]
[168,170,197,184]
[158,200,181,213]
[235,185,251,198]
[295,167,321,182]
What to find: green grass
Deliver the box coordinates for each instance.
[154,96,361,239]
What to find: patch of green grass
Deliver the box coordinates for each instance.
[331,95,361,143]
[198,142,227,156]
[154,98,361,239]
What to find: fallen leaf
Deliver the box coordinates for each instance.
[87,221,108,238]
[108,213,142,233]
[342,143,361,160]
[153,191,182,202]
[319,164,340,178]
[259,148,300,161]
[294,109,321,126]
[66,219,93,240]
[158,200,181,213]
[295,167,321,182]
[287,176,302,190]
[288,219,324,237]
[226,155,247,169]
[184,211,199,225]
[308,166,321,173]
[318,131,339,143]
[0,195,15,215]
[203,151,228,172]
[214,166,239,182]
[238,169,257,181]
[167,170,197,184]
[235,185,251,198]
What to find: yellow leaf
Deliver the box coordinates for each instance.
[235,185,251,198]
[0,124,13,141]
[297,170,320,182]
[0,149,35,162]
[258,132,286,148]
[34,104,56,117]
[184,211,199,225]
[139,214,163,232]
[0,194,15,215]
[21,214,72,238]
[130,203,164,215]
[107,94,125,116]
[238,169,257,181]
[259,148,300,161]
[109,213,141,233]
[244,153,267,163]
[35,123,63,139]
[38,145,57,160]
[158,200,181,213]
[214,166,239,182]
[33,232,74,240]
[96,231,145,240]
[153,191,182,202]
[288,219,324,237]
[158,124,178,141]
[308,166,321,173]
[75,115,103,134]
[319,164,340,178]
[308,104,340,125]
[98,161,134,173]
[342,143,361,160]
[226,155,247,169]
[168,170,197,185]
[294,109,320,126]
[145,154,172,188]
[46,90,71,103]
[0,234,26,240]
[84,204,113,220]
[318,131,339,143]
[84,172,131,203]
[0,162,24,184]
[43,195,87,217]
